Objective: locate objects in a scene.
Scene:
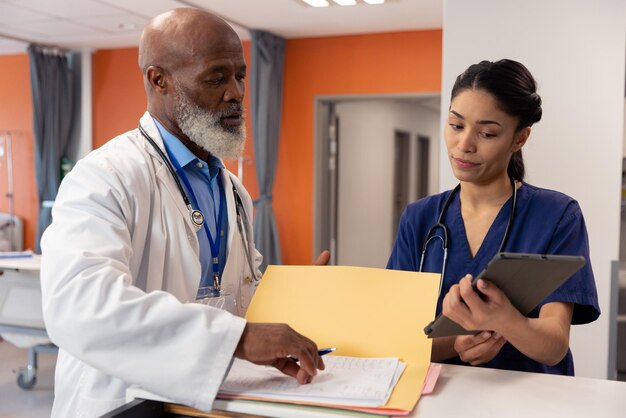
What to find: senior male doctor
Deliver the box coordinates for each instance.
[40,8,328,418]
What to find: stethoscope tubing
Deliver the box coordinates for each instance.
[137,123,259,282]
[420,178,517,294]
[138,124,204,227]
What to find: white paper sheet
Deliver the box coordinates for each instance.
[220,356,406,407]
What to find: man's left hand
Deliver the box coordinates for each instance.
[314,250,331,266]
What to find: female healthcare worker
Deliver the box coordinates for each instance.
[387,59,600,375]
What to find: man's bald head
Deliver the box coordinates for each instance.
[139,8,240,75]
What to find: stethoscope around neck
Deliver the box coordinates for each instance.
[138,124,205,228]
[137,123,259,282]
[419,177,517,295]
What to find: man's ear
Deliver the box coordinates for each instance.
[146,66,168,93]
[512,126,531,152]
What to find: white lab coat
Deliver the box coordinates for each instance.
[40,112,262,418]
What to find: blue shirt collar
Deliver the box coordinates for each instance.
[151,117,224,174]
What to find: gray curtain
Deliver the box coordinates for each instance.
[28,44,80,253]
[250,31,285,270]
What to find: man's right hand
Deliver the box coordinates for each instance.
[234,323,325,384]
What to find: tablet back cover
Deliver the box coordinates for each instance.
[424,252,586,338]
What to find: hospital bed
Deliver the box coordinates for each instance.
[0,255,57,389]
[0,250,57,389]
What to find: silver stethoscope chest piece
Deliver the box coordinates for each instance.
[191,209,204,227]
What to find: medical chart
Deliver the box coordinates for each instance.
[221,356,406,408]
[244,265,440,413]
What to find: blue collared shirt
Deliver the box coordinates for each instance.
[153,118,229,292]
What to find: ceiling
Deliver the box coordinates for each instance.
[0,0,443,55]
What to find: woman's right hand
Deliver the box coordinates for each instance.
[454,331,506,366]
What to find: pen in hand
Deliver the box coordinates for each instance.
[288,347,336,363]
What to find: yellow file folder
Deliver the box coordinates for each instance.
[245,265,440,414]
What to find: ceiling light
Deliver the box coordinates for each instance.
[300,0,385,6]
[301,0,330,6]
[117,23,137,31]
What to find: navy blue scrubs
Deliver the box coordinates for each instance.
[387,183,600,375]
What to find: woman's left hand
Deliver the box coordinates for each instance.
[454,332,506,365]
[442,274,518,334]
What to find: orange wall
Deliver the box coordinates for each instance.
[92,48,145,148]
[0,54,38,250]
[277,30,442,264]
[1,29,441,259]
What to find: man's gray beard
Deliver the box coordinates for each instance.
[174,93,246,160]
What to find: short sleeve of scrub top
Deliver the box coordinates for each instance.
[387,183,600,375]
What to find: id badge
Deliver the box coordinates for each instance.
[195,286,238,315]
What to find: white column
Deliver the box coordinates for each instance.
[78,48,93,159]
[441,0,626,378]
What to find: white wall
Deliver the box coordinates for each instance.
[441,0,626,378]
[623,98,626,157]
[336,99,440,268]
[65,49,92,163]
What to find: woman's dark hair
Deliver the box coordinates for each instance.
[450,59,542,182]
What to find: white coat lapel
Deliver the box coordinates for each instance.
[221,170,237,253]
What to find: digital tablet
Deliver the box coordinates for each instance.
[423,252,586,338]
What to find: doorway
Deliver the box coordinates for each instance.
[314,95,441,268]
[392,130,411,240]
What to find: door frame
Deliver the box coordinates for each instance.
[312,92,441,263]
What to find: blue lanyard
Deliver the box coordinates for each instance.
[169,159,226,289]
